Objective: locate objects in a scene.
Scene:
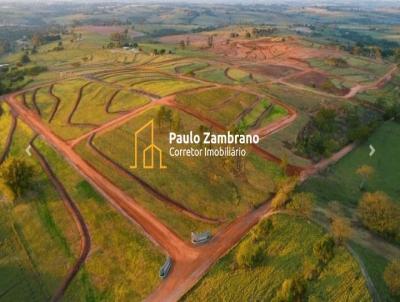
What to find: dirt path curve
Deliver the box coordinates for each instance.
[29,140,91,302]
[146,203,275,302]
[160,97,303,175]
[299,142,357,182]
[67,82,98,128]
[7,92,279,302]
[6,94,194,259]
[87,134,222,224]
[0,111,17,165]
[68,98,164,147]
[48,84,61,123]
[344,64,398,99]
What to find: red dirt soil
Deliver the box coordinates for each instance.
[161,35,342,69]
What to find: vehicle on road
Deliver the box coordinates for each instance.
[191,231,212,245]
[159,256,173,279]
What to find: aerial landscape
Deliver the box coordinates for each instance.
[0,0,400,301]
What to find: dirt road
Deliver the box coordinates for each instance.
[343,64,398,99]
[6,94,194,259]
[6,93,276,302]
[30,141,91,302]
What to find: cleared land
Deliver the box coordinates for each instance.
[183,214,371,302]
[76,106,283,237]
[0,104,164,301]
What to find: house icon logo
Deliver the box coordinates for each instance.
[130,119,167,169]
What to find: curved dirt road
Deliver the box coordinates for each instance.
[0,111,17,164]
[87,134,222,224]
[30,141,91,302]
[6,92,277,302]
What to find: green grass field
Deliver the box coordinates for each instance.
[175,62,209,74]
[350,243,393,302]
[91,106,282,219]
[242,99,271,126]
[357,73,400,106]
[176,87,258,127]
[259,104,288,128]
[0,105,13,150]
[19,79,152,140]
[0,103,164,301]
[76,105,283,238]
[299,121,400,206]
[131,78,205,96]
[183,214,371,302]
[195,67,235,84]
[226,68,255,83]
[35,139,164,301]
[0,114,79,301]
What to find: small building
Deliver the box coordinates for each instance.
[159,257,172,279]
[191,231,212,245]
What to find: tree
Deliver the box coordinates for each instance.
[313,235,335,264]
[156,106,166,130]
[0,40,11,55]
[179,40,185,49]
[271,177,298,209]
[279,154,288,175]
[331,216,352,244]
[31,33,42,47]
[395,48,400,64]
[164,108,172,129]
[251,218,273,241]
[272,277,305,302]
[384,259,400,296]
[20,52,31,64]
[235,239,265,268]
[357,191,400,239]
[287,192,315,218]
[110,32,126,47]
[356,165,374,191]
[0,157,34,199]
[171,111,181,132]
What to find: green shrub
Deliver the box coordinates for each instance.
[384,259,400,296]
[287,192,315,218]
[251,218,273,241]
[0,156,34,198]
[272,277,305,302]
[313,234,335,264]
[357,191,400,239]
[235,240,265,268]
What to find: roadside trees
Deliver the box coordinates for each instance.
[357,191,400,239]
[272,277,305,302]
[356,165,374,191]
[331,216,352,244]
[286,192,315,218]
[0,156,34,201]
[384,259,400,296]
[313,234,335,264]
